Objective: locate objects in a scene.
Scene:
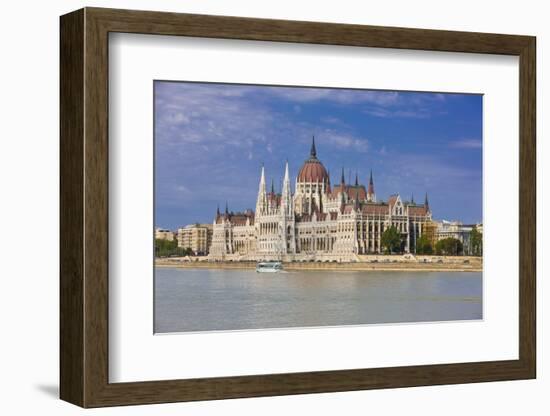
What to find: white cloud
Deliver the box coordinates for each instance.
[450,138,482,149]
[265,87,400,106]
[322,130,369,153]
[363,107,431,119]
[321,116,340,124]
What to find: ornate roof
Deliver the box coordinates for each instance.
[215,210,255,225]
[297,136,329,184]
[361,204,389,215]
[407,205,429,216]
[331,184,367,201]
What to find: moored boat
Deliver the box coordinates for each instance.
[256,261,283,273]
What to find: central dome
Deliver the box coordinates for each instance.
[297,137,329,183]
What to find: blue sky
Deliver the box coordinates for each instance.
[155,81,482,229]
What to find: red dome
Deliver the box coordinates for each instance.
[297,136,329,183]
[297,159,329,183]
[298,159,328,183]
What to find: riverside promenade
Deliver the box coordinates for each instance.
[155,255,482,272]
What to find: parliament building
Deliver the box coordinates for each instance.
[209,138,432,261]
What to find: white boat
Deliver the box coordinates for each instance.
[256,261,283,273]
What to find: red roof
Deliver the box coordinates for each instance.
[216,211,255,225]
[361,204,389,215]
[297,159,329,183]
[331,184,367,200]
[388,195,398,208]
[407,205,428,216]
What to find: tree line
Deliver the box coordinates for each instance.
[155,238,194,257]
[380,225,482,256]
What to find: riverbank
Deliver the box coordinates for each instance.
[155,257,482,272]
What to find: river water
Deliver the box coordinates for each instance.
[154,267,482,333]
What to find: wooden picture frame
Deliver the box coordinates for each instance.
[60,7,536,408]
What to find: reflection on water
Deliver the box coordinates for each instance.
[154,267,482,333]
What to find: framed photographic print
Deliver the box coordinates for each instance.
[60,7,536,408]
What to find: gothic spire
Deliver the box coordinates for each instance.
[424,192,429,208]
[271,178,275,194]
[411,193,415,204]
[367,169,375,199]
[216,204,220,216]
[355,171,359,187]
[281,160,293,216]
[283,160,290,184]
[310,135,317,158]
[256,164,267,214]
[225,201,229,215]
[341,167,345,185]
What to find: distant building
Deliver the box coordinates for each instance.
[177,224,213,255]
[435,220,481,255]
[422,220,439,247]
[476,223,483,235]
[155,227,174,241]
[209,138,434,261]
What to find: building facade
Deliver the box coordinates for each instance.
[209,139,433,261]
[177,224,213,255]
[435,220,482,255]
[155,227,174,241]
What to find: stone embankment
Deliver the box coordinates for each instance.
[155,254,482,272]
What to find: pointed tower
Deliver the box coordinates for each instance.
[281,160,296,254]
[424,192,430,210]
[310,135,317,158]
[355,171,359,187]
[255,164,267,216]
[225,201,229,215]
[281,161,293,217]
[411,193,415,205]
[339,167,347,205]
[367,169,376,202]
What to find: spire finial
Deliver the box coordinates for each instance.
[355,171,359,187]
[369,169,373,185]
[424,192,429,208]
[341,167,345,185]
[271,178,274,194]
[225,201,229,215]
[411,193,415,204]
[216,204,220,216]
[310,135,317,158]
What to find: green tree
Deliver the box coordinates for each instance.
[435,238,463,256]
[381,226,401,254]
[470,226,483,256]
[155,238,188,257]
[416,234,433,254]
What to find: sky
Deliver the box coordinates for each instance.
[154,81,482,230]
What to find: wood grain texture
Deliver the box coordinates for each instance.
[59,7,537,408]
[59,8,84,407]
[518,38,536,375]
